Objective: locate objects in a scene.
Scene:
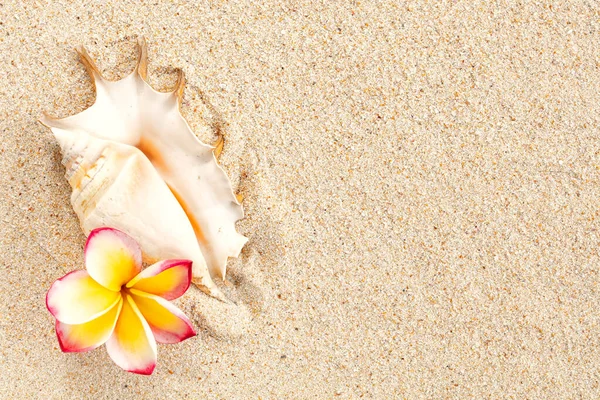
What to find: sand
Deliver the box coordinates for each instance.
[1,0,599,398]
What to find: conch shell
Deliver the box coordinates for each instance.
[41,38,247,301]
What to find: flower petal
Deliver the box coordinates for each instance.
[126,259,192,300]
[105,294,157,375]
[129,289,196,344]
[46,270,121,324]
[56,296,123,352]
[85,227,142,291]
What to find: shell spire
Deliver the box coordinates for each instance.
[136,37,149,80]
[75,45,104,84]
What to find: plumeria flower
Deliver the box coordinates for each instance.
[46,227,196,375]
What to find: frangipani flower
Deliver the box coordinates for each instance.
[46,227,196,375]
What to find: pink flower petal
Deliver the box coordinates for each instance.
[126,259,192,300]
[46,270,121,325]
[85,227,142,292]
[105,294,157,375]
[56,297,123,352]
[129,289,196,344]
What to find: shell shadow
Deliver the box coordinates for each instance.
[184,286,252,342]
[179,86,294,340]
[225,250,267,314]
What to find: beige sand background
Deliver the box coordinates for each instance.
[1,0,599,398]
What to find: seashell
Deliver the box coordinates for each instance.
[48,128,227,302]
[41,38,247,299]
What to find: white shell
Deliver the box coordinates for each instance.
[49,129,228,301]
[41,38,247,300]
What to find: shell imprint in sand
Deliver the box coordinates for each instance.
[41,38,247,302]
